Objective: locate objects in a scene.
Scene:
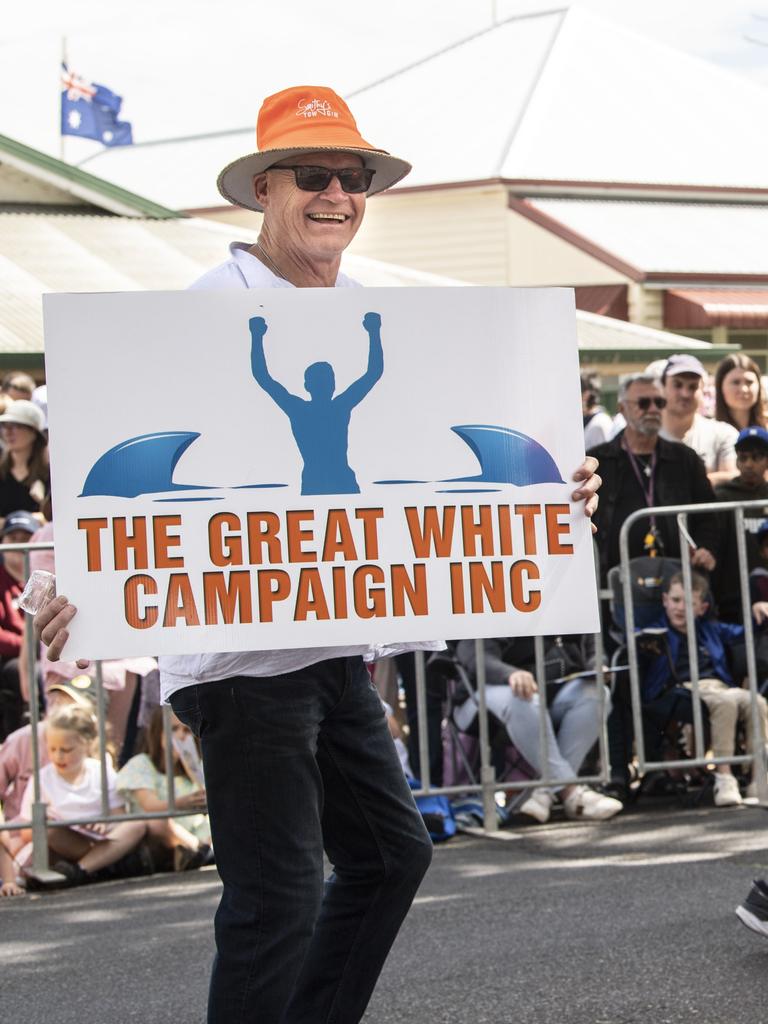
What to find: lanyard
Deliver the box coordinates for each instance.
[622,441,658,533]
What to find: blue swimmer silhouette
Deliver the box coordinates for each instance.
[249,312,384,495]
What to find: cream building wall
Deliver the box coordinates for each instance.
[348,184,510,285]
[627,283,663,330]
[505,208,630,288]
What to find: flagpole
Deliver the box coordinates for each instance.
[60,35,67,162]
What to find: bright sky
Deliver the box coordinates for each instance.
[2,0,767,157]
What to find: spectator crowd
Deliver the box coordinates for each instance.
[1,351,768,895]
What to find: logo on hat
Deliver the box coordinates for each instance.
[296,98,339,119]
[736,425,768,448]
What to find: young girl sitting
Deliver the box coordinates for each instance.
[117,707,212,871]
[15,704,148,885]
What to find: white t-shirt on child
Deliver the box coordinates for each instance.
[20,759,122,821]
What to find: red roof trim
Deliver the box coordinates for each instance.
[185,176,768,214]
[665,289,768,329]
[574,284,628,319]
[503,179,768,198]
[367,177,768,201]
[647,272,768,285]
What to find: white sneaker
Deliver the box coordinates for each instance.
[518,788,554,824]
[713,772,742,807]
[563,785,623,821]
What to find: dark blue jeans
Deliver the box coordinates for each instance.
[170,656,433,1024]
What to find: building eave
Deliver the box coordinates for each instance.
[0,133,183,219]
[580,345,740,361]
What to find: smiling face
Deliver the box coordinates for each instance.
[254,151,366,264]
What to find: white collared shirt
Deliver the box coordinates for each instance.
[160,243,443,700]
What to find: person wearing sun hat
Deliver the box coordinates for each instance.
[0,399,49,521]
[36,84,603,1024]
[191,84,413,293]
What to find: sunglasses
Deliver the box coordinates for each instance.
[629,396,667,411]
[272,165,375,194]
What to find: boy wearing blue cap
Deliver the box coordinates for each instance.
[713,428,768,623]
[716,427,768,500]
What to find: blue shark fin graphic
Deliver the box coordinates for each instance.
[446,424,564,486]
[80,431,202,498]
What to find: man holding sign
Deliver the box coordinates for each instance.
[38,86,601,1024]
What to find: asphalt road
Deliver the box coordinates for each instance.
[2,803,767,1024]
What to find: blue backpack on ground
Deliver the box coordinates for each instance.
[408,778,457,842]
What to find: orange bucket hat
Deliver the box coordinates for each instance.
[217,85,411,212]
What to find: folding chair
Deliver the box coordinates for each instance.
[425,646,536,819]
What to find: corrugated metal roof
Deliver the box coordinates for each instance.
[525,198,768,276]
[573,309,733,354]
[0,213,468,356]
[354,6,768,190]
[0,210,733,360]
[665,289,768,329]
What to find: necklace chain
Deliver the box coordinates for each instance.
[254,241,286,281]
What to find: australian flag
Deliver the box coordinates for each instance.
[61,65,133,147]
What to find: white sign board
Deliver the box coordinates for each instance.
[43,287,599,660]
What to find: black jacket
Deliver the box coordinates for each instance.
[712,476,768,622]
[587,431,718,581]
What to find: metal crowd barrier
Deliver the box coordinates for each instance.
[1,540,615,872]
[12,501,763,867]
[619,499,768,808]
[0,540,190,886]
[408,535,612,832]
[409,634,612,834]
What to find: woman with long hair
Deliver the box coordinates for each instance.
[714,354,767,431]
[0,400,49,518]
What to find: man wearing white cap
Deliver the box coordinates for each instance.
[659,354,737,485]
[37,86,602,1024]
